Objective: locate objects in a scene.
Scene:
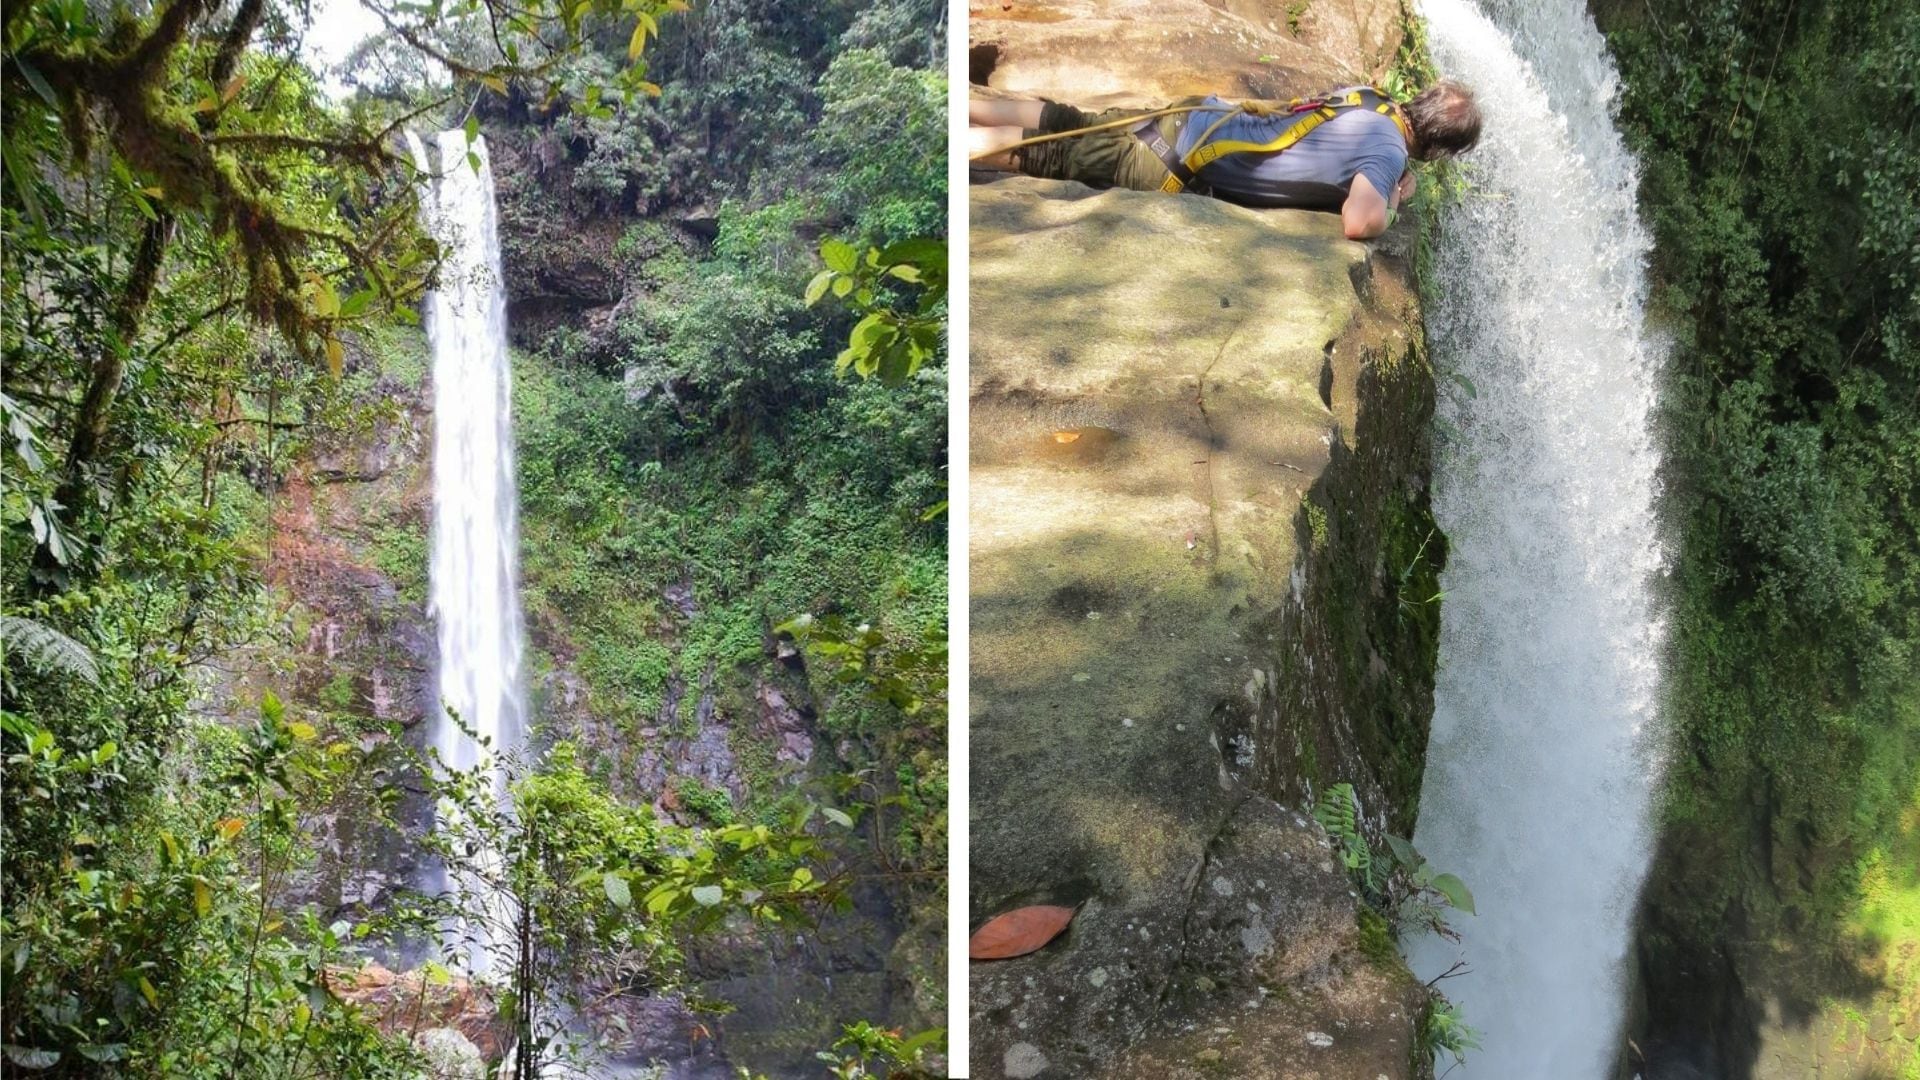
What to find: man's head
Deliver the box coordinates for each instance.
[1405,80,1482,160]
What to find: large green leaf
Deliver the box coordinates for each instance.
[603,874,632,909]
[820,238,858,273]
[0,616,98,685]
[1430,873,1476,915]
[3,1046,59,1070]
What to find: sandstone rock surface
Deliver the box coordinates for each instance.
[969,176,1436,1077]
[969,0,1402,109]
[968,2,1446,1070]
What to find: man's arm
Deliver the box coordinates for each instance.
[1341,170,1416,240]
[1342,173,1391,239]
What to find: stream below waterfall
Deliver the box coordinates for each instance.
[1403,0,1670,1075]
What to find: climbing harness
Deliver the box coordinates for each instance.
[967,88,1412,197]
[1142,88,1411,195]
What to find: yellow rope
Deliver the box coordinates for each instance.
[967,104,1244,162]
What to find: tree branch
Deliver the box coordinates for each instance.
[209,0,266,89]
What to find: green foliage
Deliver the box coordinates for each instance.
[1355,905,1398,965]
[1316,780,1478,1072]
[1381,0,1441,100]
[2,0,437,387]
[506,24,952,940]
[814,1020,944,1080]
[366,524,429,607]
[1312,782,1372,881]
[670,775,739,825]
[484,3,943,227]
[615,254,827,441]
[417,733,829,1079]
[777,613,947,719]
[1599,0,1920,1015]
[512,341,946,743]
[1394,528,1446,622]
[1313,783,1473,934]
[317,671,358,713]
[0,614,98,685]
[778,613,948,877]
[713,196,818,272]
[806,237,949,388]
[809,49,947,246]
[1302,499,1330,551]
[1417,996,1482,1074]
[2,693,426,1076]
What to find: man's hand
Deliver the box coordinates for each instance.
[1394,170,1417,207]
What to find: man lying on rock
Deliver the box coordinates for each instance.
[968,81,1481,240]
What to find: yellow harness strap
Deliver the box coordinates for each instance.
[1162,90,1412,194]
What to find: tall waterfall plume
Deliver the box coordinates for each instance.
[1403,0,1668,1073]
[406,130,527,974]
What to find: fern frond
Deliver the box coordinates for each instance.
[1312,782,1373,887]
[0,615,100,685]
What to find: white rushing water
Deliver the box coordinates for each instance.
[406,130,527,975]
[1404,0,1668,1074]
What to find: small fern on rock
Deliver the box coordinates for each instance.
[1312,782,1374,887]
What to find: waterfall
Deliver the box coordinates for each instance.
[406,130,527,975]
[1403,0,1668,1074]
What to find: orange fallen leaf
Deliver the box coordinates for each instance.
[969,904,1076,960]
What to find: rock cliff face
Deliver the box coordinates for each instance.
[192,329,439,923]
[968,5,1442,1076]
[970,0,1403,109]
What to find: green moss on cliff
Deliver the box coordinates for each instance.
[1258,293,1443,837]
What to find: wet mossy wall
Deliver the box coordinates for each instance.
[1224,250,1444,838]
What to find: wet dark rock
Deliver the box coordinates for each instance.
[674,680,746,803]
[677,205,721,239]
[685,881,911,1079]
[663,578,699,619]
[755,683,814,768]
[588,992,733,1076]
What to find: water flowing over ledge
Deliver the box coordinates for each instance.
[406,130,528,976]
[1404,0,1670,1074]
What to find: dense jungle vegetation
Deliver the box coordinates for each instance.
[1598,0,1919,1065]
[0,0,946,1075]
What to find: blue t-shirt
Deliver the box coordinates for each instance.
[1173,93,1408,208]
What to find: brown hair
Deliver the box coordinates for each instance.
[1405,80,1482,160]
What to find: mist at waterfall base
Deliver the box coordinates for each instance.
[1402,0,1669,1075]
[406,130,528,977]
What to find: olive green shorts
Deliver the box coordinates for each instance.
[1014,100,1201,192]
